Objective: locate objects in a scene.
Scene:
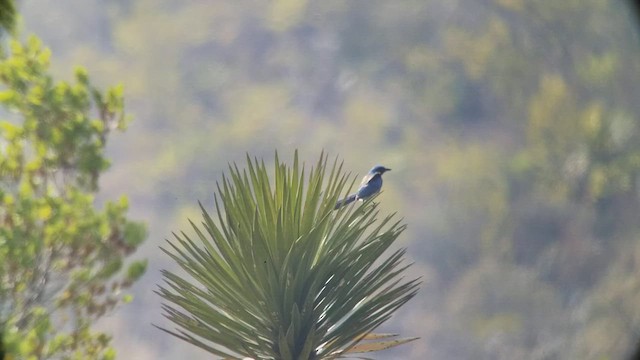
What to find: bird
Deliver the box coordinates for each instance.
[335,165,391,209]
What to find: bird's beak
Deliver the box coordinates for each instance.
[385,168,392,171]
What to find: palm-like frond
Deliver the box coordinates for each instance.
[156,151,420,359]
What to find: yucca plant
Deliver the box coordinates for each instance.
[156,152,420,359]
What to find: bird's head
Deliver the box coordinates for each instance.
[370,165,391,175]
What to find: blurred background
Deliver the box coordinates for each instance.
[15,0,640,358]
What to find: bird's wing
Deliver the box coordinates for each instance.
[360,173,376,186]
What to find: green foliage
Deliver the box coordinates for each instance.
[0,35,147,359]
[0,0,16,36]
[157,152,419,359]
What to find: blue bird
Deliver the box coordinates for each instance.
[335,165,391,209]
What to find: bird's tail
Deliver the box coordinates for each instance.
[334,194,357,209]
